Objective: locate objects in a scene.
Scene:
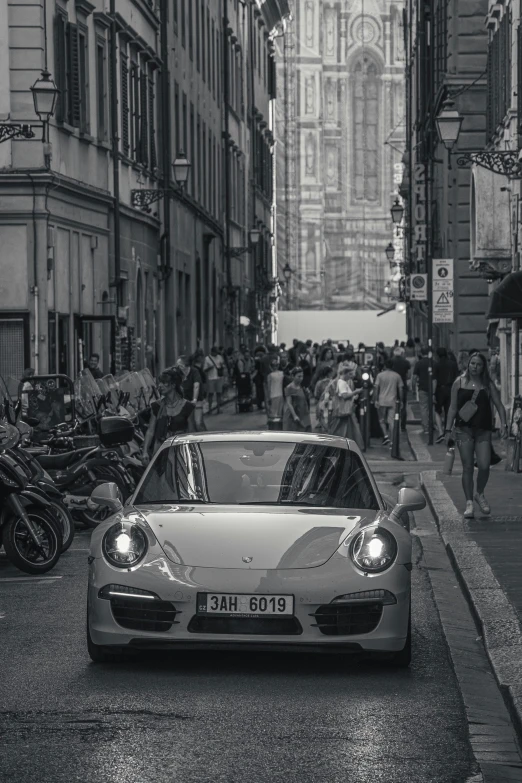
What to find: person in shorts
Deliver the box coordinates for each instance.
[204,346,225,414]
[446,352,508,519]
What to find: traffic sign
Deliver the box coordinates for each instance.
[432,259,454,322]
[410,273,427,301]
[433,258,453,290]
[433,289,454,323]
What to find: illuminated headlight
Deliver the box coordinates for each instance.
[362,372,370,381]
[350,527,397,573]
[102,522,148,568]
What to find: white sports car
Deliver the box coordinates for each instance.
[87,432,425,666]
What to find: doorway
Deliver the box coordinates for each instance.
[74,315,116,376]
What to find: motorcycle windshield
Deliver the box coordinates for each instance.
[137,369,158,405]
[115,372,141,414]
[75,369,102,420]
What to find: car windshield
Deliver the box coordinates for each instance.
[134,441,380,510]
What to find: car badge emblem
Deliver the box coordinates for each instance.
[242,556,253,563]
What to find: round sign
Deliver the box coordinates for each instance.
[437,267,449,278]
[412,275,425,289]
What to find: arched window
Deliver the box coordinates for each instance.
[353,58,380,203]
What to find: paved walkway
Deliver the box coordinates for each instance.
[408,419,522,742]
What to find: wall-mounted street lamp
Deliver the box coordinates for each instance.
[229,228,261,258]
[131,151,192,208]
[0,68,59,144]
[283,263,293,282]
[390,197,404,225]
[385,242,396,262]
[31,69,59,125]
[436,98,522,177]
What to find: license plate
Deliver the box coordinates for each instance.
[197,593,294,617]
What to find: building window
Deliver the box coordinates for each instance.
[173,0,178,30]
[174,81,180,155]
[200,0,205,79]
[433,0,447,95]
[148,68,157,170]
[96,38,108,140]
[120,46,130,155]
[54,15,90,131]
[181,0,186,47]
[190,103,195,196]
[78,24,90,133]
[211,19,216,98]
[207,8,211,86]
[487,10,511,142]
[353,59,379,202]
[196,0,200,71]
[188,0,193,60]
[130,57,140,159]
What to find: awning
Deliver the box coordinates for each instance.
[487,271,522,319]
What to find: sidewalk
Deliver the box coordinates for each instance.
[408,423,522,739]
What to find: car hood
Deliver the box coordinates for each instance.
[133,504,381,569]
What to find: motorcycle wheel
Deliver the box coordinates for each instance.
[78,467,127,529]
[3,506,62,574]
[47,500,76,553]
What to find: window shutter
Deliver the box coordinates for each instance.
[140,69,148,166]
[268,54,276,99]
[121,55,129,156]
[67,23,81,127]
[54,14,67,123]
[149,74,157,170]
[486,45,493,142]
[518,24,522,147]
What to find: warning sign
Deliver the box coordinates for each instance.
[432,259,454,323]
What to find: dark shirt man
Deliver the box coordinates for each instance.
[391,353,411,384]
[433,351,459,389]
[413,351,431,392]
[88,353,103,379]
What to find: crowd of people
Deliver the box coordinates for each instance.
[18,336,507,520]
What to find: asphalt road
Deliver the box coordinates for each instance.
[0,409,477,783]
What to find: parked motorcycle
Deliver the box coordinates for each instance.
[0,424,62,574]
[29,415,136,528]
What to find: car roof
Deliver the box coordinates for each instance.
[162,430,353,451]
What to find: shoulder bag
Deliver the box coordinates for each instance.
[209,355,224,378]
[458,383,480,423]
[332,380,355,418]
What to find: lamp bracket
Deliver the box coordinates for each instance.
[456,151,522,179]
[131,189,166,208]
[0,124,35,143]
[229,246,250,258]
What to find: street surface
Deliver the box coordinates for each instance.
[0,407,482,782]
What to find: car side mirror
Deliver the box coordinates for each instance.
[389,487,426,524]
[89,482,123,513]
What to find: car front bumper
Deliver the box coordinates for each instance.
[88,554,411,654]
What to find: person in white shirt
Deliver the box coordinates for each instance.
[203,346,225,414]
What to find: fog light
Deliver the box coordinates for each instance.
[331,589,396,605]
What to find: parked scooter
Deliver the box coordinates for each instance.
[0,424,62,574]
[28,415,136,528]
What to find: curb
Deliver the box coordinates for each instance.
[421,469,522,743]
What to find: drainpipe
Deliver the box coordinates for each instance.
[223,0,233,340]
[109,0,121,310]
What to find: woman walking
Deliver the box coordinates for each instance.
[328,364,363,449]
[314,365,336,433]
[446,352,508,518]
[283,368,311,432]
[141,368,195,464]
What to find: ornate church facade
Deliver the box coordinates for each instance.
[275,0,405,310]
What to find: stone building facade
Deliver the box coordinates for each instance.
[0,0,288,384]
[275,0,405,312]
